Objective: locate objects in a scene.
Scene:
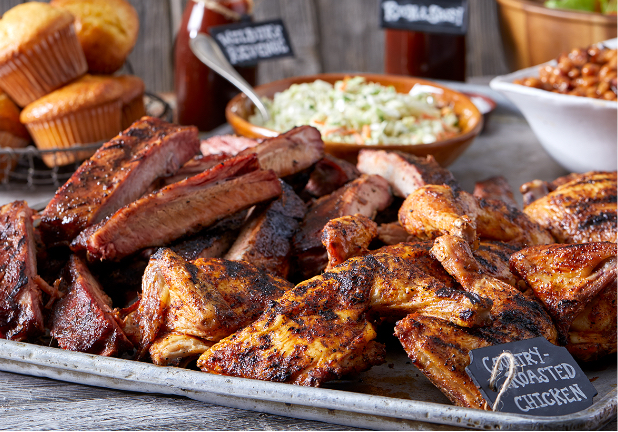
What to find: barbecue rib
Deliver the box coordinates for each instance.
[50,255,133,356]
[200,134,258,156]
[399,184,554,247]
[162,153,231,186]
[39,117,199,245]
[395,235,558,409]
[293,174,392,278]
[238,125,324,178]
[304,154,360,198]
[357,150,459,197]
[0,201,44,341]
[225,181,307,278]
[138,249,292,363]
[198,246,493,385]
[72,154,282,261]
[523,171,617,244]
[473,176,518,208]
[510,242,617,360]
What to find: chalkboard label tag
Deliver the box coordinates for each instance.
[379,0,469,35]
[465,337,597,416]
[209,19,294,67]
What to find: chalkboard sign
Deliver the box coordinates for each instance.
[209,19,294,67]
[379,0,469,35]
[466,337,597,416]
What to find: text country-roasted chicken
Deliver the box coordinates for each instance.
[396,234,558,409]
[510,242,617,361]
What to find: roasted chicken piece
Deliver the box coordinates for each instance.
[293,174,392,278]
[0,201,44,341]
[395,235,558,409]
[510,242,617,361]
[321,214,377,270]
[50,255,133,356]
[430,235,558,343]
[357,150,459,197]
[399,184,553,247]
[138,248,292,364]
[473,176,518,208]
[198,243,497,386]
[523,171,617,244]
[225,181,307,278]
[396,314,500,409]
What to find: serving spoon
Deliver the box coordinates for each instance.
[189,32,270,122]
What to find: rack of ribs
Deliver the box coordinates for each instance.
[39,117,200,245]
[0,201,44,341]
[71,154,282,261]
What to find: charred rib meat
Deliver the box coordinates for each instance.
[50,255,133,356]
[39,117,199,245]
[357,150,459,197]
[293,174,392,278]
[72,154,282,261]
[0,201,44,341]
[225,181,307,278]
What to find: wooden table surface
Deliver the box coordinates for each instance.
[0,84,616,431]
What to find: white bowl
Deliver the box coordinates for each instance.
[490,39,617,173]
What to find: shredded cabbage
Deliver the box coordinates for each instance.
[249,76,460,145]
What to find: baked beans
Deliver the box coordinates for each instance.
[514,45,617,101]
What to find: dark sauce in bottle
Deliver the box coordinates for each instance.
[384,29,466,82]
[175,0,256,131]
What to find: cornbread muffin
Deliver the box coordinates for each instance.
[0,2,88,107]
[0,92,30,179]
[112,75,146,129]
[51,0,139,74]
[20,75,123,167]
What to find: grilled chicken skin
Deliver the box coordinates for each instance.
[523,171,617,244]
[198,246,494,387]
[510,242,617,360]
[395,235,558,410]
[138,248,292,364]
[473,176,518,208]
[399,184,554,247]
[321,214,378,271]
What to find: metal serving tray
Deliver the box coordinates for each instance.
[0,338,615,430]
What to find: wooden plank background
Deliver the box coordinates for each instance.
[0,0,509,93]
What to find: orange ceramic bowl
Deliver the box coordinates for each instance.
[226,73,483,166]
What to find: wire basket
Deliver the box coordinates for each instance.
[0,92,172,191]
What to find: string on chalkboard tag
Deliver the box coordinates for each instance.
[488,351,516,412]
[466,337,598,416]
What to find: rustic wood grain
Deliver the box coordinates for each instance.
[0,0,509,92]
[0,371,362,430]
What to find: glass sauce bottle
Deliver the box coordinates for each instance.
[384,29,466,82]
[175,0,256,131]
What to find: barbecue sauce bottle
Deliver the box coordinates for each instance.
[384,30,466,82]
[175,0,256,131]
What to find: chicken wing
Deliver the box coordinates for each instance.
[399,184,553,247]
[430,235,558,343]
